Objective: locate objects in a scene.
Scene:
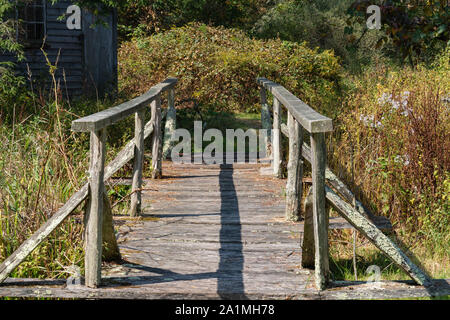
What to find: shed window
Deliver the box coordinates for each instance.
[17,0,46,42]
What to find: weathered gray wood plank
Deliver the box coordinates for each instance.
[84,129,107,288]
[272,97,282,178]
[72,78,177,132]
[302,188,315,269]
[151,95,163,179]
[259,86,272,158]
[163,88,177,159]
[325,185,432,287]
[310,132,330,290]
[257,78,333,133]
[285,112,303,221]
[1,278,449,300]
[129,109,145,217]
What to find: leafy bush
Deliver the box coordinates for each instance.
[251,0,385,70]
[119,23,342,115]
[0,0,23,58]
[331,48,450,256]
[0,64,33,123]
[347,0,449,65]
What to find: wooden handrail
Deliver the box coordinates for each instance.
[0,79,178,287]
[257,77,333,133]
[257,77,331,290]
[257,78,432,291]
[73,78,177,288]
[72,78,178,132]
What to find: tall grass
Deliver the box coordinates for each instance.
[0,54,128,278]
[328,49,450,279]
[0,102,89,278]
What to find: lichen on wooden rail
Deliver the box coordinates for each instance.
[325,185,432,287]
[162,88,177,159]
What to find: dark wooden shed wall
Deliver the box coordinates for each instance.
[0,0,117,97]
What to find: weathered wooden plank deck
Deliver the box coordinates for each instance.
[110,161,307,299]
[1,160,449,299]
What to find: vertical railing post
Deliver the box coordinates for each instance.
[260,87,272,159]
[151,94,163,179]
[301,187,315,269]
[310,132,330,290]
[285,113,303,221]
[85,128,106,288]
[129,109,145,217]
[163,88,177,159]
[272,97,282,178]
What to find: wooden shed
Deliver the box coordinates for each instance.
[1,0,117,97]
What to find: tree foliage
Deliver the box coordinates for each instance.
[251,0,380,68]
[71,0,270,38]
[0,0,24,59]
[347,0,449,64]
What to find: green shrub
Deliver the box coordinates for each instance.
[0,64,34,123]
[251,0,386,71]
[119,23,342,116]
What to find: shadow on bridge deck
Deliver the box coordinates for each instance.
[217,164,246,299]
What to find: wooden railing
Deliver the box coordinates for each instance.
[71,78,177,287]
[0,78,178,288]
[257,77,432,290]
[257,77,333,290]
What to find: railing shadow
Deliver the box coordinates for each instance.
[216,163,247,299]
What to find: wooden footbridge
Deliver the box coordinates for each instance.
[0,78,449,299]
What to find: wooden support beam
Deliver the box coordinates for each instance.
[85,129,107,288]
[260,87,272,159]
[310,132,330,290]
[302,188,315,269]
[163,88,177,159]
[285,112,303,221]
[151,94,163,179]
[272,97,282,178]
[0,185,89,284]
[325,186,432,287]
[101,192,121,262]
[129,109,145,217]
